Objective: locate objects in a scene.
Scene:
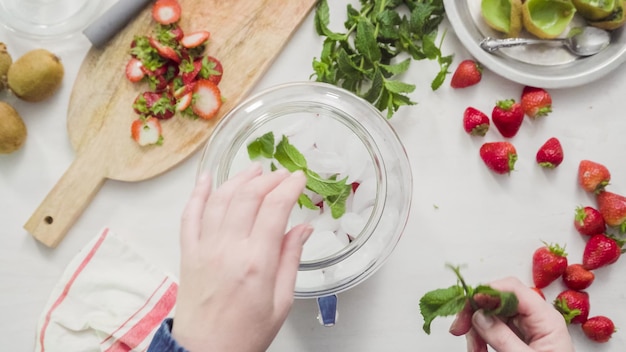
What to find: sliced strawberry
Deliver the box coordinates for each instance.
[131,117,164,146]
[181,30,210,48]
[192,79,222,120]
[133,91,176,119]
[125,58,145,83]
[173,82,195,99]
[149,37,181,63]
[201,56,223,85]
[176,92,193,111]
[181,58,203,84]
[152,0,181,25]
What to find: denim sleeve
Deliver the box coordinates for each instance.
[147,318,190,352]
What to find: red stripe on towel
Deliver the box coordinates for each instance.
[100,277,169,345]
[38,228,110,352]
[104,281,178,352]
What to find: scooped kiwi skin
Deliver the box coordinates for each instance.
[589,0,626,30]
[0,101,27,154]
[7,49,64,102]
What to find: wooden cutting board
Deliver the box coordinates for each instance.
[24,0,318,248]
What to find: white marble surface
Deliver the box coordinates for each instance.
[1,1,626,351]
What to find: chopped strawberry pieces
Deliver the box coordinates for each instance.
[152,0,182,25]
[181,30,210,48]
[192,79,222,120]
[125,58,145,83]
[131,117,164,146]
[127,0,223,146]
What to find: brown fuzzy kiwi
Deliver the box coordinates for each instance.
[0,43,12,91]
[0,101,27,154]
[7,49,64,102]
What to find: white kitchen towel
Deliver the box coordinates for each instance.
[35,228,178,352]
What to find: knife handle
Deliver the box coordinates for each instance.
[24,152,106,248]
[83,0,153,48]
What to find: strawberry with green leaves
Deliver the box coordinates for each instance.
[582,234,625,270]
[532,242,568,289]
[536,137,563,168]
[578,160,611,193]
[450,59,482,88]
[574,206,606,236]
[562,264,594,291]
[479,141,517,174]
[463,107,490,136]
[492,99,524,138]
[419,265,518,335]
[521,86,552,118]
[133,91,176,120]
[597,191,626,232]
[582,316,616,343]
[554,289,589,324]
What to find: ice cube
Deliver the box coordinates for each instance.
[304,149,346,175]
[352,177,377,213]
[339,212,367,237]
[301,230,346,261]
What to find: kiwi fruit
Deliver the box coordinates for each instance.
[0,101,27,154]
[522,0,577,39]
[481,0,523,38]
[7,49,64,102]
[0,43,12,91]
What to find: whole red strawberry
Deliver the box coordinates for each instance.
[521,86,552,118]
[574,206,606,236]
[554,289,589,324]
[582,234,624,270]
[532,242,568,289]
[479,141,517,174]
[491,99,524,138]
[536,137,563,168]
[562,264,594,290]
[582,316,616,343]
[463,107,490,136]
[597,191,626,232]
[450,59,482,88]
[578,160,610,193]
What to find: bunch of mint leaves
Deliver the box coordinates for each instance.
[247,132,351,219]
[312,0,452,119]
[419,265,519,334]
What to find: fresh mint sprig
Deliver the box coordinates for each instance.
[312,0,452,119]
[247,132,352,219]
[419,264,519,335]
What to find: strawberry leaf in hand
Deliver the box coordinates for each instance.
[420,285,466,335]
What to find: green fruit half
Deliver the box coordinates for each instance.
[481,0,523,37]
[522,0,577,39]
[573,0,616,20]
[589,0,626,29]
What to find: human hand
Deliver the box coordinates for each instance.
[171,163,312,352]
[449,277,574,352]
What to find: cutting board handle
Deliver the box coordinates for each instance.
[24,152,106,248]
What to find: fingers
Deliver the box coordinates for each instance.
[466,328,488,352]
[471,310,534,352]
[273,223,313,318]
[251,170,307,261]
[218,169,291,240]
[489,277,548,317]
[200,163,263,239]
[449,302,473,336]
[180,173,213,254]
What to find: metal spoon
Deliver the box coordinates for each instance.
[479,27,611,57]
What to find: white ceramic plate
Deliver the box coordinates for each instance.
[444,0,626,88]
